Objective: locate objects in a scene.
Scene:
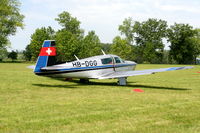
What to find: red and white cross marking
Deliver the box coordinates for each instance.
[39,47,56,56]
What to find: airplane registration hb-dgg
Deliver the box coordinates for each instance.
[31,40,193,85]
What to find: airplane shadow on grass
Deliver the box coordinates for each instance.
[32,78,190,91]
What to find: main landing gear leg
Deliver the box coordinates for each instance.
[117,77,127,86]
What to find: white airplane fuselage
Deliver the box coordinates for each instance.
[37,54,137,79]
[33,40,193,85]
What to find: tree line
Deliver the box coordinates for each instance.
[112,18,200,64]
[1,0,200,64]
[23,12,200,64]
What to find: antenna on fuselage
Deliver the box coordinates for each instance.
[74,55,79,61]
[101,49,106,55]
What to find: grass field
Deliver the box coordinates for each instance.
[0,63,200,133]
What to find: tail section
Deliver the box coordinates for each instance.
[34,40,57,73]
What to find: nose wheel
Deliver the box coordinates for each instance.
[117,77,127,86]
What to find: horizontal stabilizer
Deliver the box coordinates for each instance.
[27,65,35,69]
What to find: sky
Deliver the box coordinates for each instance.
[9,0,200,51]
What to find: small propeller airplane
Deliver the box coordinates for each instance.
[29,40,193,85]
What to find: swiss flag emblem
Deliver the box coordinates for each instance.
[39,47,56,56]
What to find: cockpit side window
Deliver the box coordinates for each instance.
[101,58,113,64]
[114,57,121,63]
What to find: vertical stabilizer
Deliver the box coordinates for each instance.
[34,40,56,73]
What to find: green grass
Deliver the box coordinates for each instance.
[0,63,200,133]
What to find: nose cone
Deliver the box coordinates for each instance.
[131,61,137,65]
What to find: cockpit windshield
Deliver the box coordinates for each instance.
[114,57,121,63]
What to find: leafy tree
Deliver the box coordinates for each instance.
[80,31,101,58]
[26,11,103,62]
[8,50,17,61]
[55,11,84,62]
[55,11,83,36]
[118,18,167,63]
[29,26,55,60]
[27,11,83,62]
[26,11,102,62]
[193,29,200,64]
[23,44,32,61]
[0,0,24,48]
[55,30,102,62]
[118,17,135,44]
[133,18,167,63]
[55,30,102,61]
[0,47,8,61]
[167,23,197,64]
[100,43,111,54]
[110,36,135,60]
[55,30,81,62]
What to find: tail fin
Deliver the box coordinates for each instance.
[34,40,57,73]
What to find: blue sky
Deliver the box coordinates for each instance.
[9,0,200,50]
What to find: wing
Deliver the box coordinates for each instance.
[98,66,193,79]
